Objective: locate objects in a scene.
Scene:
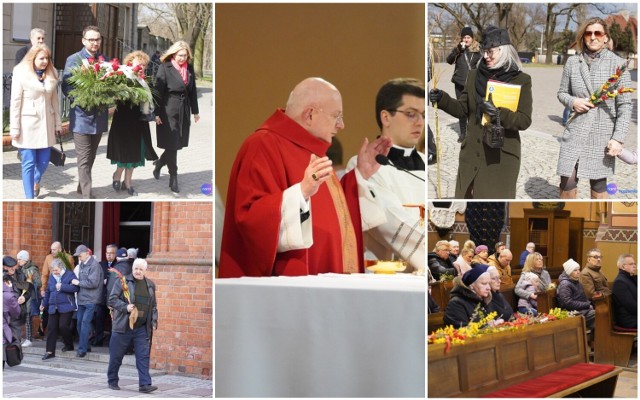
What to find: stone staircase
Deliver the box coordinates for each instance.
[21,338,166,377]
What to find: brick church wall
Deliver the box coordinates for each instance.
[145,202,213,378]
[3,202,54,262]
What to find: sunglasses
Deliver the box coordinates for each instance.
[584,30,605,39]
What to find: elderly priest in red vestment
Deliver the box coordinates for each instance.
[219,77,392,277]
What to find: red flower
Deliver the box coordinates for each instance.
[94,63,101,72]
[132,64,142,73]
[111,58,120,71]
[138,72,146,80]
[116,70,124,75]
[88,57,95,64]
[600,94,607,101]
[126,61,132,67]
[98,55,105,63]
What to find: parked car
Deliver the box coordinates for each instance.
[520,57,531,64]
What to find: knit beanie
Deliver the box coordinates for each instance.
[563,259,580,275]
[475,245,489,255]
[16,250,29,261]
[462,264,489,287]
[461,27,473,38]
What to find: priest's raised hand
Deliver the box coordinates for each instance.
[301,154,333,200]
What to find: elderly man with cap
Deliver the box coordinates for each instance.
[444,264,501,328]
[428,240,456,280]
[106,248,133,301]
[71,244,103,358]
[3,256,33,345]
[557,258,595,331]
[430,26,533,199]
[446,26,482,143]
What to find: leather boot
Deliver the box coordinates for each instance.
[559,188,578,199]
[169,174,180,193]
[152,159,165,180]
[590,190,608,199]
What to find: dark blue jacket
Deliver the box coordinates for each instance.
[612,270,637,328]
[62,47,109,134]
[42,269,79,314]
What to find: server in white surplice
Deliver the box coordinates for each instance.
[346,78,425,270]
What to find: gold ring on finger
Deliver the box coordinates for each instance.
[312,173,319,181]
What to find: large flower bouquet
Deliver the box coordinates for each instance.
[567,61,635,125]
[67,56,155,112]
[428,307,578,353]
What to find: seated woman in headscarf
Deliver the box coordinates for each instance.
[444,264,503,328]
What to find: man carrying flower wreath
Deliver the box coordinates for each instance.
[61,25,110,199]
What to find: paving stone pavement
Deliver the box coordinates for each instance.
[428,62,638,199]
[3,89,213,200]
[3,362,212,398]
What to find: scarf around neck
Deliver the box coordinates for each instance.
[474,60,520,122]
[171,58,188,85]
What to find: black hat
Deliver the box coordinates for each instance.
[461,27,473,38]
[462,264,490,287]
[481,26,511,49]
[116,247,128,258]
[3,256,17,267]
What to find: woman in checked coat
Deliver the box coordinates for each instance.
[557,17,632,199]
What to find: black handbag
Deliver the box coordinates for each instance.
[482,112,505,149]
[50,136,66,166]
[4,339,23,367]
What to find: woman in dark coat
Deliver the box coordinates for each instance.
[556,259,595,331]
[107,51,158,196]
[40,259,78,360]
[153,40,200,193]
[444,264,495,328]
[430,26,532,199]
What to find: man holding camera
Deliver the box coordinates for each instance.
[446,27,481,143]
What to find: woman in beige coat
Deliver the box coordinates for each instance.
[10,44,61,199]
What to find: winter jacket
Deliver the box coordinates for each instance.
[444,277,492,328]
[3,283,21,344]
[489,290,514,321]
[3,273,32,322]
[76,256,104,305]
[446,44,482,87]
[556,272,591,312]
[515,268,551,298]
[579,264,611,300]
[42,269,79,314]
[427,253,456,280]
[612,270,637,328]
[516,283,538,311]
[108,274,158,338]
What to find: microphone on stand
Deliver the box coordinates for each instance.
[375,154,425,182]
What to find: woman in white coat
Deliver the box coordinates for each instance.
[10,44,61,199]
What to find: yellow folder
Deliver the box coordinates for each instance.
[482,80,521,125]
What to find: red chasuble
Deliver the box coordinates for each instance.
[219,109,364,277]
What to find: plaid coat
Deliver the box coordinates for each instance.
[556,50,632,179]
